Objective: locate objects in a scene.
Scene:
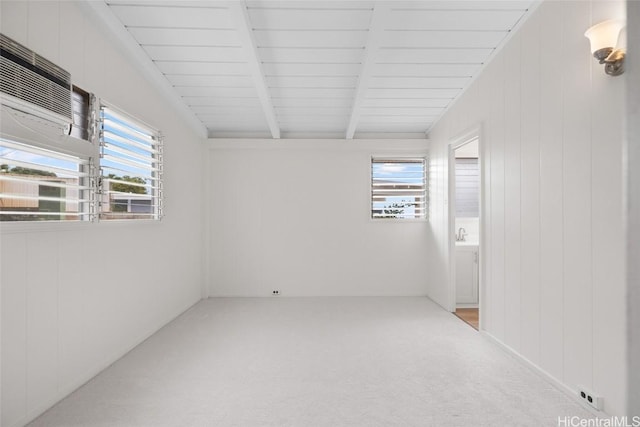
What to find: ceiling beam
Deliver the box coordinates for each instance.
[230,2,280,139]
[79,1,207,139]
[345,4,388,140]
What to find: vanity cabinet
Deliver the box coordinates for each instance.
[456,245,478,305]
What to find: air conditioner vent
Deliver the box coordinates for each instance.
[0,33,72,122]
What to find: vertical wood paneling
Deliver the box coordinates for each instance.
[27,1,60,64]
[209,141,430,297]
[428,133,449,307]
[489,55,506,341]
[26,232,59,410]
[561,0,593,391]
[58,1,86,88]
[58,231,88,390]
[2,1,206,425]
[477,71,493,331]
[538,1,565,381]
[260,150,321,292]
[502,32,522,352]
[626,1,640,415]
[589,1,627,415]
[82,21,107,100]
[211,150,264,295]
[86,229,125,367]
[519,11,541,365]
[0,1,28,45]
[428,0,626,416]
[1,234,28,427]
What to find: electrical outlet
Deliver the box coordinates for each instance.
[578,387,602,410]
[272,290,280,296]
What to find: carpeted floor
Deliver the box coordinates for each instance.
[29,297,593,427]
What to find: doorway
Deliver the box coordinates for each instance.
[448,131,481,331]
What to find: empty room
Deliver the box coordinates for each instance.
[1,0,638,426]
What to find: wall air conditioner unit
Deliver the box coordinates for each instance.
[0,32,73,134]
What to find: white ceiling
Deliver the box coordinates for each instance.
[101,0,534,139]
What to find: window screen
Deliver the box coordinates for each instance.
[371,158,426,220]
[99,104,163,220]
[0,139,92,221]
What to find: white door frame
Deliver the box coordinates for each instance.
[448,125,484,329]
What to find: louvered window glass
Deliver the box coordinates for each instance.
[371,158,427,220]
[99,104,163,220]
[0,139,92,221]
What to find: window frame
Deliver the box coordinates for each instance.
[0,94,165,228]
[0,137,96,223]
[97,101,164,222]
[0,98,99,225]
[370,156,428,221]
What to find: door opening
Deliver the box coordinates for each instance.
[448,133,481,331]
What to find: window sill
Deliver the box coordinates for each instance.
[0,218,161,234]
[369,218,429,223]
[0,220,94,234]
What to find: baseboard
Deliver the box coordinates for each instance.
[481,331,605,418]
[9,297,203,427]
[206,293,431,298]
[456,303,478,309]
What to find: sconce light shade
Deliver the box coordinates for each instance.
[585,19,624,53]
[585,19,626,76]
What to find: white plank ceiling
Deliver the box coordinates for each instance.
[103,0,534,139]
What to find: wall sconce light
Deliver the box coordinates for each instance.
[585,19,626,76]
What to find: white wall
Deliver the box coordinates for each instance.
[207,139,431,297]
[627,0,640,416]
[0,2,205,426]
[427,0,626,416]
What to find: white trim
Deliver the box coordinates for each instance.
[229,2,281,139]
[449,126,482,151]
[353,132,429,140]
[456,303,478,309]
[448,125,483,322]
[346,4,389,139]
[206,138,430,152]
[370,156,428,221]
[627,0,640,416]
[78,1,207,139]
[481,331,605,418]
[203,145,212,299]
[99,102,163,221]
[0,218,162,234]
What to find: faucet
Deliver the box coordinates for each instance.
[456,227,467,242]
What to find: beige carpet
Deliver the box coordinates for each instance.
[29,297,593,426]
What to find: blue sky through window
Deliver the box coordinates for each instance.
[371,159,426,219]
[101,109,157,190]
[0,141,81,179]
